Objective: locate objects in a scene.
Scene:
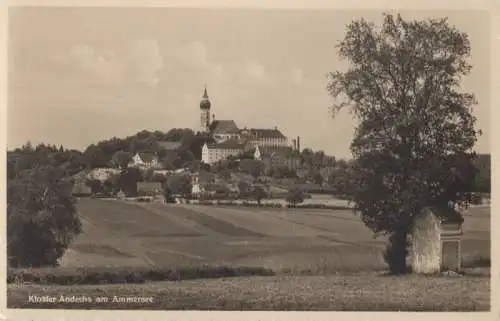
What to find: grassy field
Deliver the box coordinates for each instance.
[57,199,490,272]
[8,274,489,311]
[8,199,491,311]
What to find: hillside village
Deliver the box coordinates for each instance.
[125,87,303,169]
[63,87,345,203]
[8,86,491,207]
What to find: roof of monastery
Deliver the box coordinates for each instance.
[210,120,240,134]
[256,145,294,157]
[245,128,287,139]
[206,139,246,150]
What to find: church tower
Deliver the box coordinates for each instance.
[199,85,211,133]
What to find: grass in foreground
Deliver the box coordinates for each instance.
[7,265,274,285]
[8,273,490,311]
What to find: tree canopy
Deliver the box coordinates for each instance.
[7,165,82,267]
[111,150,133,169]
[251,185,267,206]
[52,129,213,171]
[167,174,193,198]
[327,13,480,273]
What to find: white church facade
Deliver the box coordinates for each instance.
[197,87,299,165]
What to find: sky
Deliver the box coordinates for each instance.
[7,7,491,159]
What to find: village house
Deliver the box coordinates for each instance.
[73,168,121,183]
[191,182,217,198]
[191,183,203,197]
[201,139,246,165]
[129,152,161,169]
[253,134,301,172]
[136,181,163,196]
[190,171,216,198]
[116,190,126,200]
[254,145,298,170]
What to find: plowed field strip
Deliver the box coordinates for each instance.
[170,206,265,237]
[191,206,326,237]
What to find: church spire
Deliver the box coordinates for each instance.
[200,84,211,110]
[203,84,208,98]
[199,85,211,132]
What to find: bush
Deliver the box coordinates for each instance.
[72,193,91,198]
[7,265,275,285]
[286,188,305,206]
[300,203,354,210]
[192,200,353,210]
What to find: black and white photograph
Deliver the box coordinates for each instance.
[2,0,495,317]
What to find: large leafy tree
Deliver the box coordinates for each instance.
[328,162,356,200]
[167,174,193,198]
[85,179,103,195]
[103,174,120,196]
[111,150,133,169]
[327,14,480,273]
[239,159,265,179]
[286,188,305,207]
[117,167,143,197]
[7,166,82,267]
[82,144,107,169]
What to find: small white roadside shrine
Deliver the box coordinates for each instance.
[410,206,463,274]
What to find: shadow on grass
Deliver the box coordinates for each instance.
[7,265,275,286]
[8,256,491,286]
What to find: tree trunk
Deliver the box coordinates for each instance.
[384,228,410,274]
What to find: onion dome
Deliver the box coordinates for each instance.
[200,86,211,110]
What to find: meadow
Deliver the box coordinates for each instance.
[7,198,491,310]
[58,198,490,271]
